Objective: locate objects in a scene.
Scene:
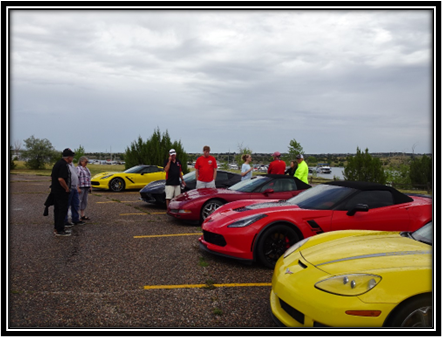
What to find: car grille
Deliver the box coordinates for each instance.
[203,230,227,247]
[91,181,99,186]
[140,193,158,203]
[279,298,304,325]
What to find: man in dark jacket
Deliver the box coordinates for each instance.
[164,149,186,208]
[51,148,74,236]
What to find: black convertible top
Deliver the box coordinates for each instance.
[263,174,312,191]
[325,180,413,204]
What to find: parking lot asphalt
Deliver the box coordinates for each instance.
[8,175,277,328]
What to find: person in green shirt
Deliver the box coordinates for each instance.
[294,154,309,184]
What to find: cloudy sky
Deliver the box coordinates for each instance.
[8,8,435,155]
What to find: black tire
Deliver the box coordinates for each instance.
[256,224,299,269]
[201,199,224,221]
[385,295,432,327]
[109,178,125,192]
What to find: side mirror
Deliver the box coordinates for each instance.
[263,188,275,196]
[347,203,369,216]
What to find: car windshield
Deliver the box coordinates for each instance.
[228,176,270,192]
[286,184,356,210]
[183,171,196,183]
[124,166,144,173]
[410,221,433,245]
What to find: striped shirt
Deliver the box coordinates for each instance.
[77,165,91,188]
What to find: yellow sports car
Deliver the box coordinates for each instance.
[270,221,433,328]
[91,165,165,192]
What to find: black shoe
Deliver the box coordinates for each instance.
[54,230,71,237]
[74,220,85,226]
[64,222,74,228]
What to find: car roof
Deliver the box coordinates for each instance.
[324,180,413,204]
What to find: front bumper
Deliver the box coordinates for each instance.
[199,240,253,265]
[167,208,198,221]
[91,180,109,189]
[140,192,165,204]
[198,227,256,261]
[270,256,395,327]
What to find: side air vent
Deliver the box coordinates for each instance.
[233,207,248,212]
[307,220,324,234]
[298,260,308,269]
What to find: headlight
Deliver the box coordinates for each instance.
[315,274,382,296]
[169,209,191,214]
[227,214,267,228]
[101,174,114,179]
[284,238,309,258]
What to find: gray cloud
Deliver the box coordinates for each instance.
[9,9,434,155]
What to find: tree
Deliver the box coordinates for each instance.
[287,139,304,159]
[21,136,59,170]
[385,160,411,188]
[125,128,189,174]
[73,145,85,163]
[343,147,387,184]
[409,154,432,188]
[10,146,16,170]
[280,138,304,165]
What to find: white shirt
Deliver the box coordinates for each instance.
[241,163,252,181]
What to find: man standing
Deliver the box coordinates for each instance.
[51,148,75,236]
[268,151,286,175]
[164,149,186,207]
[294,154,309,184]
[64,161,85,227]
[195,145,217,189]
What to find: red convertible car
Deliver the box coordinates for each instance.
[199,181,432,268]
[167,175,311,224]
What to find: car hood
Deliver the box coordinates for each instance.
[140,180,166,193]
[91,172,119,179]
[300,232,432,274]
[204,200,299,224]
[173,187,241,202]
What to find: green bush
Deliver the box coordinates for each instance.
[343,147,387,184]
[21,136,59,170]
[409,155,432,187]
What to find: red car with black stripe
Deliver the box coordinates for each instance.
[199,181,432,268]
[167,174,311,224]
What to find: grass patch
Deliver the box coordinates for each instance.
[198,256,209,267]
[10,161,126,177]
[202,279,216,290]
[212,308,223,316]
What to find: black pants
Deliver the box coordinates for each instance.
[53,192,69,232]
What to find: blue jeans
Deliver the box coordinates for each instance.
[65,188,80,224]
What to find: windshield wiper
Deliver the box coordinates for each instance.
[400,231,432,245]
[400,231,413,239]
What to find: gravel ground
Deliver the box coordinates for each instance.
[8,175,277,329]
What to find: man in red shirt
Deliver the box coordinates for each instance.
[195,145,217,189]
[268,151,286,175]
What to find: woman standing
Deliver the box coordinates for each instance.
[241,154,253,181]
[285,160,297,176]
[77,156,92,221]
